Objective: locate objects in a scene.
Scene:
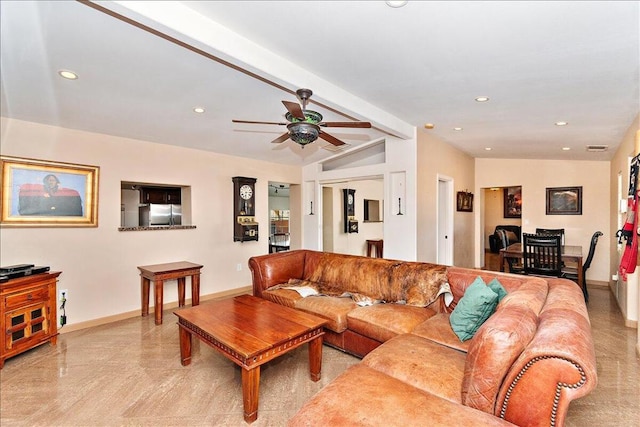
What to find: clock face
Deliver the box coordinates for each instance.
[347,194,354,205]
[240,184,253,200]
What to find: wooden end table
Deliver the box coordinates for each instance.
[138,261,203,325]
[174,294,327,423]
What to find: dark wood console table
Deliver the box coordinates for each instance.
[138,261,202,325]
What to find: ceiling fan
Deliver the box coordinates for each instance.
[232,88,371,148]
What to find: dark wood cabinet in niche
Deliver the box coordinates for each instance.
[140,187,181,204]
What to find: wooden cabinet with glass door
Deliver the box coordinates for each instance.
[0,272,61,368]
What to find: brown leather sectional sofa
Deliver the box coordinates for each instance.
[249,250,597,426]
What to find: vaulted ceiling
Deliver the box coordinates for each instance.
[1,1,638,165]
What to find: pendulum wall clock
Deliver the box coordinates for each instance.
[232,176,259,242]
[343,188,358,233]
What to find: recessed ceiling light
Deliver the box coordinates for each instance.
[385,1,408,7]
[475,96,490,102]
[58,70,78,80]
[193,107,205,113]
[485,147,492,151]
[453,127,463,131]
[555,121,568,126]
[424,123,434,129]
[562,147,571,151]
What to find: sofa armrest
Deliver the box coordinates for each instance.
[495,309,597,426]
[248,250,309,298]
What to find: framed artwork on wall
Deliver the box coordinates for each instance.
[546,186,582,215]
[503,186,522,218]
[456,191,473,212]
[0,156,99,227]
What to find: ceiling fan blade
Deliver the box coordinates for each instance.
[232,119,287,125]
[282,101,305,120]
[319,131,346,146]
[319,121,372,128]
[271,133,291,144]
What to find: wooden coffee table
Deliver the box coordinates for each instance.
[174,294,327,423]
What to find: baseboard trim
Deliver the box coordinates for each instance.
[58,286,253,334]
[587,280,608,288]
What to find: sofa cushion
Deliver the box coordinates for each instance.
[362,333,466,403]
[450,277,499,341]
[446,267,533,309]
[497,278,548,314]
[504,230,518,244]
[488,278,508,302]
[262,288,302,308]
[462,304,539,414]
[288,364,518,427]
[294,296,357,333]
[347,304,436,343]
[412,313,470,353]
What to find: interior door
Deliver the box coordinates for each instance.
[437,177,454,265]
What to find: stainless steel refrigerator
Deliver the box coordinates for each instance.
[139,204,182,226]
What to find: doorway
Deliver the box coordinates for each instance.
[321,177,384,256]
[437,176,454,265]
[268,182,290,253]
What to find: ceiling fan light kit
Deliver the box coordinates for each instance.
[287,122,320,146]
[232,88,371,148]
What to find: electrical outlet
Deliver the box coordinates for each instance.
[58,289,68,302]
[236,263,242,272]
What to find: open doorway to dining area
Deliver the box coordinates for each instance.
[483,186,522,271]
[268,182,290,253]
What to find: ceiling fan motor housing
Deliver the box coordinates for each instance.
[285,110,323,124]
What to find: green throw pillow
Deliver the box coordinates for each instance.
[487,278,508,302]
[450,276,499,341]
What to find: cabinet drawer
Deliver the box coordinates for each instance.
[4,288,49,310]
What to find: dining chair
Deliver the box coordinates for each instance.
[522,233,563,277]
[561,231,603,302]
[535,228,565,246]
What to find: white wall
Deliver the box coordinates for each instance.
[608,115,640,331]
[416,129,476,267]
[475,158,610,284]
[0,118,300,328]
[303,136,418,261]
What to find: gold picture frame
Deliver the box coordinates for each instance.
[1,156,99,227]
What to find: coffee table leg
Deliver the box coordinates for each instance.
[241,367,260,423]
[179,326,192,366]
[308,335,323,381]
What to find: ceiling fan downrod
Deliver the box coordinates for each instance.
[296,88,313,111]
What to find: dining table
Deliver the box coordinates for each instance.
[499,242,584,295]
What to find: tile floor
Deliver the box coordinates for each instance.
[0,277,638,426]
